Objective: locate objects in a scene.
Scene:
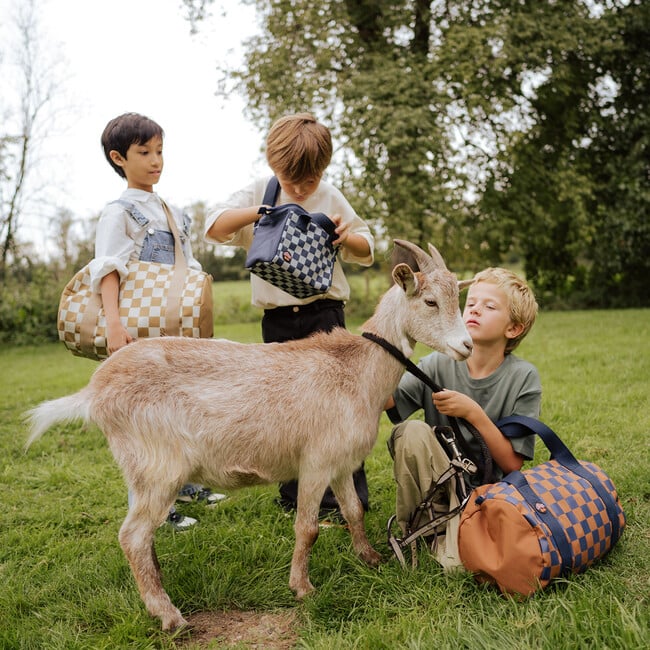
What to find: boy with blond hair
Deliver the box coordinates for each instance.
[205,112,375,518]
[386,267,541,567]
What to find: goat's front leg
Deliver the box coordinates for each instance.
[119,496,187,631]
[331,473,382,567]
[289,475,327,599]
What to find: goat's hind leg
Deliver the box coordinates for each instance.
[119,493,187,631]
[331,473,382,567]
[289,475,328,599]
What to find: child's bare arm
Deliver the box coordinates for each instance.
[330,214,371,256]
[100,271,133,355]
[206,206,262,242]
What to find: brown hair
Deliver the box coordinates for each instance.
[265,113,332,182]
[472,267,538,354]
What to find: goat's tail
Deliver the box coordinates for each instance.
[24,388,93,451]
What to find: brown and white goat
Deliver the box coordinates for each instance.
[25,240,472,631]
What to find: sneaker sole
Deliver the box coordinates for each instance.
[176,494,228,505]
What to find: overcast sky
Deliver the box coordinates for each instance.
[2,0,268,251]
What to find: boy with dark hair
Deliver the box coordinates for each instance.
[92,112,225,529]
[205,112,375,519]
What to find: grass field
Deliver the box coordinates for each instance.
[1,308,649,649]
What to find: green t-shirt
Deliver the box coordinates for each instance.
[390,352,542,481]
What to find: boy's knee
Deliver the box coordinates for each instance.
[388,420,434,460]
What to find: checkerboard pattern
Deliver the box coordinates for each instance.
[58,261,213,360]
[247,210,337,299]
[470,459,625,588]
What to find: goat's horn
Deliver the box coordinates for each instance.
[426,243,449,271]
[393,239,445,273]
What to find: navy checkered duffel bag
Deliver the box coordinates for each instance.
[246,177,338,299]
[458,416,626,596]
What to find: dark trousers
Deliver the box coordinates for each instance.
[262,299,369,514]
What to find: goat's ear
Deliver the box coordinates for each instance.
[392,263,419,296]
[458,278,475,291]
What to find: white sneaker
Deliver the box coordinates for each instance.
[166,512,197,531]
[176,487,227,507]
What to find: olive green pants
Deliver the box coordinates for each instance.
[388,420,463,569]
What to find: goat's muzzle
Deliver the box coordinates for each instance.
[448,339,473,360]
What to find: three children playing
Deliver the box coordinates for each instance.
[91,111,540,565]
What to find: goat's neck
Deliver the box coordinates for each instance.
[360,286,415,358]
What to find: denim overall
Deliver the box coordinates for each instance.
[114,199,192,266]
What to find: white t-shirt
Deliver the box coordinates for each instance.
[205,176,375,309]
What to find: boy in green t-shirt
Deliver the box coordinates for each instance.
[385,267,541,568]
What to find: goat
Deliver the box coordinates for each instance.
[25,239,473,631]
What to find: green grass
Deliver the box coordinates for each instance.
[1,310,649,649]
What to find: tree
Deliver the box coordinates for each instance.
[584,1,650,307]
[0,0,63,275]
[187,0,649,305]
[198,0,534,269]
[480,0,650,306]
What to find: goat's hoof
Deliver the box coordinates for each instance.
[291,581,315,600]
[161,611,188,632]
[360,546,382,567]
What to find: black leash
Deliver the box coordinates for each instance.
[361,331,494,483]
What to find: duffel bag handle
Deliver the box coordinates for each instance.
[497,415,578,466]
[496,414,623,548]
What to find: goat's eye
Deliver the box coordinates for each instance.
[425,299,438,308]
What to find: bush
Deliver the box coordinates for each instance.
[0,266,61,345]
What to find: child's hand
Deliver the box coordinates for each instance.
[106,320,134,356]
[331,214,351,247]
[432,389,478,420]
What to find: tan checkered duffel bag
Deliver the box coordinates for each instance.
[58,201,213,361]
[58,260,213,361]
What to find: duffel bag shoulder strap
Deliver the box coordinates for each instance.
[497,415,577,465]
[159,200,187,268]
[497,415,623,546]
[160,201,188,337]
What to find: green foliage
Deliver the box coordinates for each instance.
[191,0,649,307]
[479,1,650,307]
[0,263,61,345]
[1,309,648,647]
[198,246,250,282]
[0,264,391,345]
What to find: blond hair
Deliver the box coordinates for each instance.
[472,267,538,354]
[265,113,332,182]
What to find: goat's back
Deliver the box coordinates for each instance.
[83,333,383,482]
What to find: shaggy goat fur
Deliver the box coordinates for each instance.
[26,240,472,631]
